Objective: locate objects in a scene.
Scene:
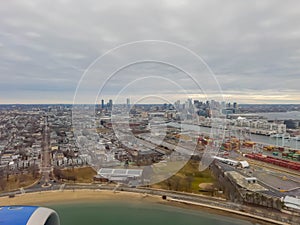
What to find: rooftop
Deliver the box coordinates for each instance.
[98,168,143,178]
[225,171,268,192]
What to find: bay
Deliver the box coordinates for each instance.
[48,201,254,225]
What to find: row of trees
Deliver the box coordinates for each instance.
[53,167,76,182]
[0,164,39,191]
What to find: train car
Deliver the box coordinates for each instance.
[244,153,300,171]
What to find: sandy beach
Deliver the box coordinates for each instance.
[0,190,280,225]
[0,190,163,206]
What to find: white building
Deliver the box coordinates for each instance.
[282,196,300,211]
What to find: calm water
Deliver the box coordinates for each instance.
[169,122,300,149]
[48,201,254,225]
[257,111,300,120]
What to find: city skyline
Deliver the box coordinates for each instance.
[1,2,300,225]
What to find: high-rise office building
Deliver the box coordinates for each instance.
[233,102,238,109]
[126,98,130,106]
[108,99,113,110]
[101,99,105,109]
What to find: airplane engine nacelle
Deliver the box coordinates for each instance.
[0,206,60,225]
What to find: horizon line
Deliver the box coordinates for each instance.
[0,103,300,106]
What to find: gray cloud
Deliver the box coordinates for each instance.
[0,0,300,103]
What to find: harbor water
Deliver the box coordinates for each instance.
[256,111,300,120]
[168,122,300,149]
[49,201,254,225]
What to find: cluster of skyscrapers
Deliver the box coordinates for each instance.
[100,99,113,110]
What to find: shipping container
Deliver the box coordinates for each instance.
[292,154,300,161]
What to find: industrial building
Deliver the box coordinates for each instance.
[97,168,144,186]
[282,196,300,212]
[213,156,249,168]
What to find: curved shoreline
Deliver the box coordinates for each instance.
[0,189,288,225]
[166,198,288,225]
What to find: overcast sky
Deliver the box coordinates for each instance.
[0,0,300,104]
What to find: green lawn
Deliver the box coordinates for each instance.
[152,159,215,194]
[57,166,97,183]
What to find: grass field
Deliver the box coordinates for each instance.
[152,159,216,194]
[0,173,40,192]
[56,166,97,183]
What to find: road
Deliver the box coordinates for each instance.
[137,134,197,156]
[41,116,51,186]
[224,150,300,196]
[1,183,298,224]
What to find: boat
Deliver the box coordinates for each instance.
[270,133,291,139]
[290,136,300,141]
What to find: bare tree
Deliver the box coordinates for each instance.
[28,163,39,179]
[0,169,7,191]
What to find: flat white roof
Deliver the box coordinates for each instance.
[98,168,143,178]
[239,161,249,168]
[283,196,300,210]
